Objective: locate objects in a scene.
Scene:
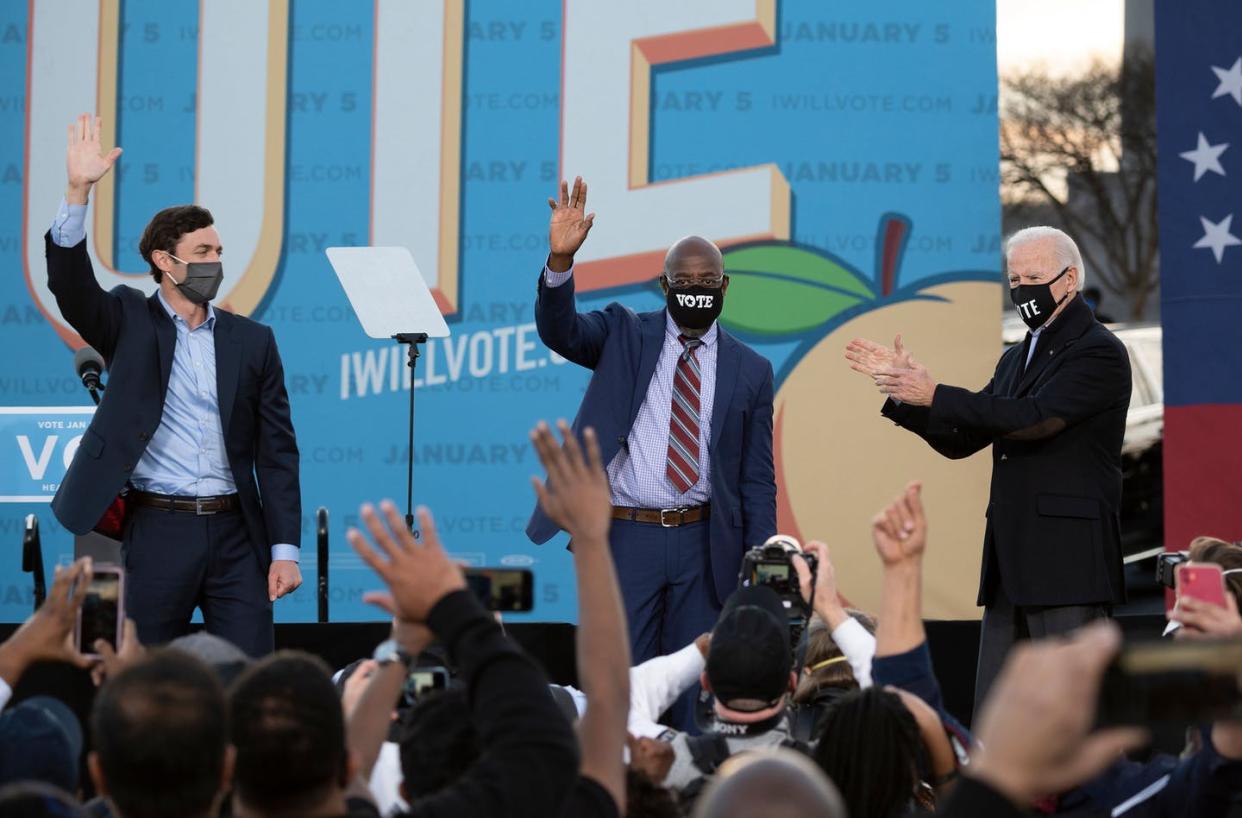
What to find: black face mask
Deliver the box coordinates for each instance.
[665,280,725,330]
[167,254,224,304]
[1010,265,1070,330]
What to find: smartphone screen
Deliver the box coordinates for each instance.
[1176,563,1228,608]
[402,666,449,706]
[464,568,533,612]
[754,562,790,582]
[77,568,123,656]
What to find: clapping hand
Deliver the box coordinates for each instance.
[530,420,611,545]
[547,177,595,269]
[845,334,912,378]
[874,359,937,406]
[66,114,122,204]
[347,502,466,624]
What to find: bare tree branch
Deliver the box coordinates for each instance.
[1001,52,1159,318]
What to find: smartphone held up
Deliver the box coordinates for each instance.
[464,567,533,612]
[74,563,125,659]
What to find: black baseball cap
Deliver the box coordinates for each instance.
[0,696,84,792]
[706,586,792,711]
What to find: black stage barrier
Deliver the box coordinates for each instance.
[0,613,1166,731]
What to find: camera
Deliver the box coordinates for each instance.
[739,534,816,651]
[1156,551,1189,589]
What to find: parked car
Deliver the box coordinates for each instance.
[1002,316,1163,556]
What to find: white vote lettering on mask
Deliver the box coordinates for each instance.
[1018,300,1040,318]
[675,293,715,309]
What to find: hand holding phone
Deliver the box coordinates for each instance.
[1096,637,1242,727]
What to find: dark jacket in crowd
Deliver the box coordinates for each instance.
[939,727,1242,818]
[395,590,580,818]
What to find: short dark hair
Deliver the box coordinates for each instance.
[138,205,214,284]
[397,687,478,798]
[812,687,922,818]
[90,650,227,818]
[229,651,348,814]
[626,768,681,818]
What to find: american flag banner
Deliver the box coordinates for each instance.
[1156,1,1242,552]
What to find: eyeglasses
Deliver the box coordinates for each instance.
[664,274,725,289]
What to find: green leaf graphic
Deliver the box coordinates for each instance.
[720,244,875,336]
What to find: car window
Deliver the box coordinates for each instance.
[1137,337,1163,402]
[1128,347,1152,408]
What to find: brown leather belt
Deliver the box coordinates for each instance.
[130,490,239,515]
[611,504,709,527]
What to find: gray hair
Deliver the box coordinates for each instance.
[692,748,847,818]
[1004,225,1086,288]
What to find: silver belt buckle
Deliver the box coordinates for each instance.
[660,507,685,527]
[195,497,217,516]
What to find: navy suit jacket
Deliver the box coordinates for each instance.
[525,271,777,604]
[45,233,301,569]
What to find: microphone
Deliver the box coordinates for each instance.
[74,346,105,396]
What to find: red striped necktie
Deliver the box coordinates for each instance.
[667,335,704,494]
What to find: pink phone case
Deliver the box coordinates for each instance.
[1176,563,1228,609]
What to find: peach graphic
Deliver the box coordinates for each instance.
[721,216,999,618]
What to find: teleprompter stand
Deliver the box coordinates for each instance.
[326,247,450,534]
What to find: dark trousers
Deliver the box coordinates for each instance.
[122,504,273,657]
[973,579,1108,719]
[608,517,720,733]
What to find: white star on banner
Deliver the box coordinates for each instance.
[1193,214,1242,263]
[1212,57,1242,105]
[1180,132,1229,181]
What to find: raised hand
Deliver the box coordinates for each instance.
[347,502,467,623]
[547,176,595,269]
[530,419,611,544]
[66,114,122,204]
[871,481,927,566]
[970,622,1148,804]
[0,557,95,687]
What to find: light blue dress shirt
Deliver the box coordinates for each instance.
[51,200,297,563]
[1024,325,1044,370]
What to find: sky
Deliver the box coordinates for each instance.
[996,0,1126,77]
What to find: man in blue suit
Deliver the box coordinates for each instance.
[526,177,777,717]
[44,114,302,656]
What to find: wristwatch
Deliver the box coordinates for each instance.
[372,638,414,669]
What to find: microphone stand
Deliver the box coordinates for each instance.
[392,333,428,536]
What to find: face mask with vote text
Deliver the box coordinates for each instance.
[1010,265,1070,331]
[665,281,725,330]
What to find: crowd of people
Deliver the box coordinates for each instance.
[0,419,1239,817]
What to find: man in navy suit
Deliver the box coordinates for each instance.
[45,114,302,656]
[526,177,777,718]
